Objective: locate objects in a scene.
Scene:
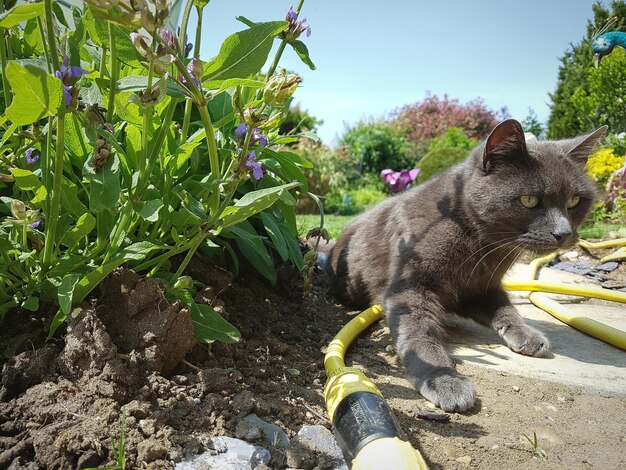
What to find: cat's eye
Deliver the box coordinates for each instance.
[520,195,539,208]
[567,196,580,208]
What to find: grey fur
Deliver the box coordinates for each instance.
[325,120,607,412]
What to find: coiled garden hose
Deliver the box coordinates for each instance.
[502,240,626,350]
[323,305,428,470]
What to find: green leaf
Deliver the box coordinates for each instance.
[22,296,39,312]
[191,303,240,344]
[4,62,63,125]
[260,148,308,192]
[135,199,163,222]
[204,78,266,94]
[260,211,288,261]
[117,75,188,98]
[11,168,47,207]
[290,40,316,70]
[202,21,288,82]
[280,220,304,270]
[220,182,299,228]
[277,150,314,169]
[60,213,96,248]
[0,3,44,28]
[226,222,277,284]
[49,274,81,338]
[84,154,121,212]
[60,177,88,218]
[83,7,138,64]
[58,274,81,316]
[235,16,256,28]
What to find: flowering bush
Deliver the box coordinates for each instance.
[587,147,625,187]
[0,0,316,341]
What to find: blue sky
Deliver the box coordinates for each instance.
[191,1,601,144]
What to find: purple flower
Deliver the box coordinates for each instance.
[159,27,178,50]
[184,42,193,57]
[284,5,311,39]
[30,219,42,229]
[182,58,201,86]
[55,56,88,86]
[25,148,39,165]
[380,168,420,193]
[55,56,88,107]
[286,5,298,22]
[252,128,268,147]
[235,122,247,137]
[245,151,263,180]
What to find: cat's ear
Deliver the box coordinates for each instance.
[564,126,608,165]
[482,119,528,172]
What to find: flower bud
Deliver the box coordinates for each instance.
[263,71,301,107]
[10,200,28,220]
[173,276,194,290]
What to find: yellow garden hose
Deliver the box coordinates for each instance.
[324,305,428,470]
[503,240,626,350]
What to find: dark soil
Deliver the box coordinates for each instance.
[0,246,625,469]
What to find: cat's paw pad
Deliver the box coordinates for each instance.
[502,325,550,357]
[419,374,476,412]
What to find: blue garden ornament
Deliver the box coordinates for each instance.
[591,18,626,67]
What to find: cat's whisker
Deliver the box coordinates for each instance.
[459,236,519,271]
[485,242,524,292]
[465,239,517,286]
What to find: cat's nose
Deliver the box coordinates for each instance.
[551,229,572,243]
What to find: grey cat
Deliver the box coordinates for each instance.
[325,119,607,412]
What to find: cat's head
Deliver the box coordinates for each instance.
[464,119,607,253]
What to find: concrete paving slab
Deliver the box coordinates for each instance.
[446,263,626,395]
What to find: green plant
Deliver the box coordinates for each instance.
[427,127,477,153]
[0,0,316,342]
[522,432,547,459]
[417,147,467,182]
[340,120,412,174]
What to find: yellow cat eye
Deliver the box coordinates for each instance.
[567,196,580,208]
[520,195,539,208]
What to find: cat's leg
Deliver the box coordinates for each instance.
[462,290,550,357]
[384,287,476,412]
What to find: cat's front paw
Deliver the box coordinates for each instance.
[501,324,550,357]
[419,373,476,412]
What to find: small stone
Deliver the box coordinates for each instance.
[243,414,290,448]
[444,446,459,458]
[235,420,263,442]
[230,370,243,381]
[560,250,579,261]
[607,231,619,239]
[287,368,300,376]
[385,345,395,353]
[456,455,472,465]
[295,425,344,460]
[512,385,520,392]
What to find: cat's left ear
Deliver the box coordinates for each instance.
[565,126,608,165]
[483,119,529,172]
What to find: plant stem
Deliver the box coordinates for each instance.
[169,231,206,286]
[179,2,204,146]
[107,23,117,122]
[36,17,52,73]
[0,24,10,110]
[99,46,107,78]
[43,0,59,70]
[42,113,65,267]
[198,105,221,218]
[193,4,203,59]
[178,0,195,56]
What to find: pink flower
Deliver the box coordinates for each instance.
[380,168,420,192]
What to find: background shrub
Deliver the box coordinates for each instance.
[418,147,468,182]
[587,147,625,187]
